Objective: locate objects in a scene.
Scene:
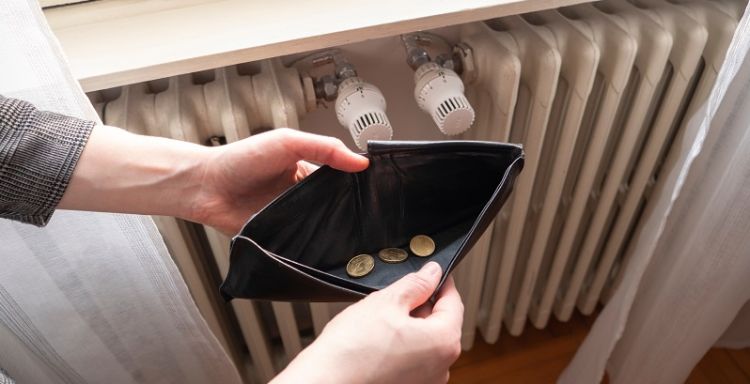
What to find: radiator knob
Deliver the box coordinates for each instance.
[335,77,393,151]
[414,62,475,135]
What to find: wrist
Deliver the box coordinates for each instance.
[272,340,362,384]
[153,138,215,221]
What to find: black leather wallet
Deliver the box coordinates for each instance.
[220,141,524,302]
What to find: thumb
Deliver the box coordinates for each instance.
[281,129,369,172]
[381,262,442,311]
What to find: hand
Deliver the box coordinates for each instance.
[190,128,368,234]
[272,262,464,384]
[59,126,368,234]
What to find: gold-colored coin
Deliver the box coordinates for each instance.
[410,235,436,257]
[346,254,375,278]
[378,248,408,264]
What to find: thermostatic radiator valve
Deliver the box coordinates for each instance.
[414,62,474,136]
[402,33,476,136]
[292,49,393,151]
[335,77,393,150]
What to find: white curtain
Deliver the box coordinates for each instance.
[561,3,750,383]
[0,1,242,383]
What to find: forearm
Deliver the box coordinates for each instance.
[58,125,213,221]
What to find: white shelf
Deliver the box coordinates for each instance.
[45,0,587,91]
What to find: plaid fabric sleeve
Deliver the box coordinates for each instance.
[0,95,95,226]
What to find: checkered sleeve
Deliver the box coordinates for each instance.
[0,95,95,226]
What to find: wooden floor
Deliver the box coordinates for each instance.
[687,348,750,384]
[449,312,750,383]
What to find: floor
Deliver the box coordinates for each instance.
[688,348,750,384]
[449,312,750,383]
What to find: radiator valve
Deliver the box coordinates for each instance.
[335,77,393,150]
[414,62,475,135]
[293,49,393,151]
[402,33,475,135]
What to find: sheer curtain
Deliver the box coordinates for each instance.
[561,2,750,383]
[0,1,242,383]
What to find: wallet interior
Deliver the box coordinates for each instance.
[238,142,521,291]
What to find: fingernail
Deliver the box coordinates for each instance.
[423,262,441,276]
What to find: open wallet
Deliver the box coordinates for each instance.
[220,141,524,302]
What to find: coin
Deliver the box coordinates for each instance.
[378,248,408,264]
[410,235,436,257]
[346,254,375,278]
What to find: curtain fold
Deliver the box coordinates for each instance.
[0,1,242,383]
[560,3,750,383]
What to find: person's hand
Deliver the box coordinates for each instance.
[272,262,464,384]
[59,126,368,233]
[189,128,369,233]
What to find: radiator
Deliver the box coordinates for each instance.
[86,0,745,381]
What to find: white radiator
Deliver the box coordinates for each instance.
[87,0,745,381]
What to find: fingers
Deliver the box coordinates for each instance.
[426,275,464,330]
[280,129,369,172]
[382,262,442,311]
[294,161,320,181]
